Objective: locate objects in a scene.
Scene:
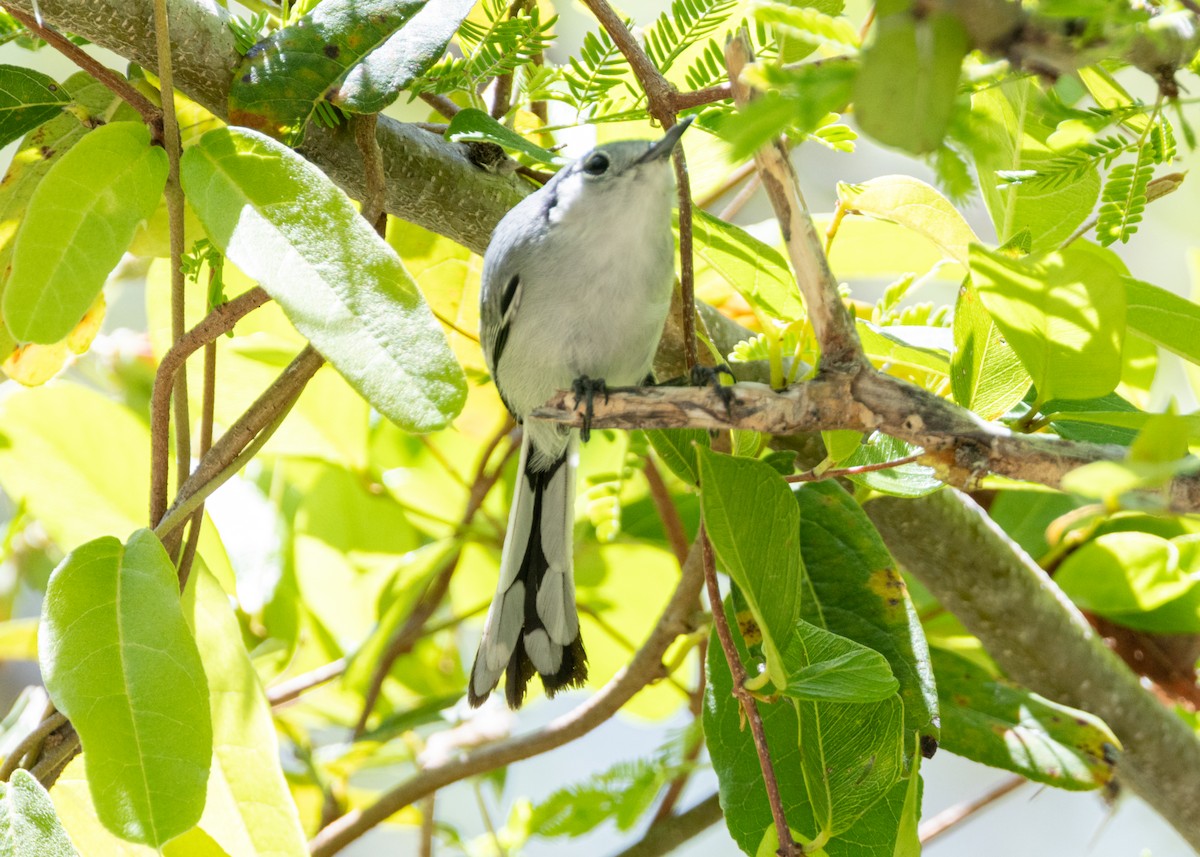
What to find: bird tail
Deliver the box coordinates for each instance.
[469,431,587,708]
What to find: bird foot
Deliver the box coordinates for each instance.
[571,375,609,443]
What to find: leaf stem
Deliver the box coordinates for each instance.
[700,529,799,857]
[0,709,66,781]
[918,775,1026,845]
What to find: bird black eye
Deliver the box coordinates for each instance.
[582,152,610,175]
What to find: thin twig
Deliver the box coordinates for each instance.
[354,113,388,234]
[696,160,757,210]
[420,91,460,120]
[717,172,762,222]
[612,793,723,857]
[28,727,80,788]
[670,84,731,110]
[150,287,271,525]
[268,658,348,708]
[0,711,66,781]
[156,346,325,540]
[643,456,689,566]
[309,539,707,856]
[152,0,193,548]
[419,794,436,857]
[918,775,1026,845]
[700,530,798,857]
[785,453,925,482]
[177,339,218,589]
[725,35,864,370]
[3,6,161,126]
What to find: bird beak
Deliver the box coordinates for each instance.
[638,115,694,163]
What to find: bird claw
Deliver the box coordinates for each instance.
[691,363,736,415]
[571,375,608,443]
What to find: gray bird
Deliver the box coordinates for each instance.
[469,118,691,708]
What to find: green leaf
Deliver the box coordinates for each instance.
[646,429,710,485]
[1055,532,1200,632]
[725,62,857,160]
[0,769,79,856]
[181,126,466,432]
[855,11,968,154]
[445,107,563,165]
[705,610,919,856]
[1124,277,1200,365]
[951,281,1032,419]
[970,241,1126,404]
[3,122,167,343]
[932,648,1119,790]
[691,209,802,322]
[1041,391,1144,445]
[856,322,949,377]
[229,0,473,142]
[0,384,147,548]
[0,65,69,149]
[183,564,308,857]
[698,447,803,687]
[781,620,899,702]
[970,79,1100,251]
[837,176,977,265]
[799,482,939,745]
[39,530,211,847]
[840,433,942,499]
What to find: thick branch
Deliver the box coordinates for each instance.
[866,491,1200,850]
[610,793,723,857]
[308,539,707,856]
[533,371,1200,513]
[7,0,525,256]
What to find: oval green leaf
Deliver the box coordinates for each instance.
[1125,277,1200,365]
[229,0,472,143]
[180,126,466,432]
[698,447,803,687]
[692,209,803,322]
[971,241,1126,405]
[951,280,1032,419]
[0,769,79,857]
[782,620,899,703]
[1056,531,1197,620]
[0,64,69,150]
[39,530,212,847]
[446,108,563,166]
[837,176,977,265]
[932,647,1119,790]
[3,121,167,344]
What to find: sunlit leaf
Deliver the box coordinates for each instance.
[181,126,466,432]
[0,769,79,856]
[40,530,211,846]
[933,647,1119,789]
[837,176,977,265]
[4,121,167,343]
[229,0,474,143]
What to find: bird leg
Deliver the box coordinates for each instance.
[571,375,609,442]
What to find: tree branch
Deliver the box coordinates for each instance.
[308,538,707,856]
[725,35,863,370]
[532,372,1200,514]
[610,792,723,857]
[866,490,1200,850]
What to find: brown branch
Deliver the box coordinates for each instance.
[725,35,864,370]
[2,6,161,126]
[28,726,79,788]
[419,91,460,120]
[532,371,1200,514]
[149,287,271,525]
[268,658,348,708]
[309,538,707,856]
[670,84,731,111]
[612,792,723,857]
[644,455,689,566]
[354,113,388,234]
[918,775,1026,845]
[156,346,325,540]
[0,710,66,781]
[701,531,798,857]
[176,339,217,589]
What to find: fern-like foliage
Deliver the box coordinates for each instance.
[644,0,738,74]
[414,0,555,96]
[561,25,635,111]
[996,135,1129,191]
[1096,144,1152,245]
